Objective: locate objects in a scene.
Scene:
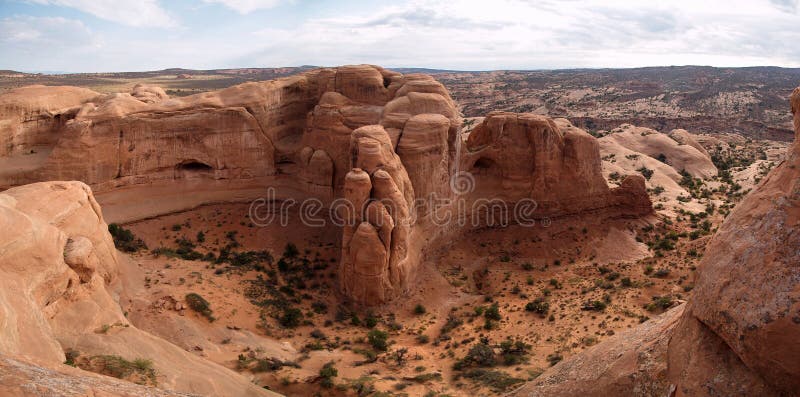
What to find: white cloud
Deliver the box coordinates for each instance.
[27,0,176,27]
[3,0,800,72]
[0,15,103,71]
[0,15,96,46]
[242,0,800,69]
[202,0,283,14]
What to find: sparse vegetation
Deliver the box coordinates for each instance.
[108,224,147,252]
[185,293,215,322]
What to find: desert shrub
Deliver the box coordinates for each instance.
[364,312,379,328]
[484,303,502,321]
[413,304,427,315]
[525,298,550,316]
[499,339,531,365]
[581,300,607,312]
[283,243,299,258]
[185,293,214,321]
[64,349,80,366]
[546,353,563,366]
[279,307,303,328]
[367,329,389,351]
[646,296,674,312]
[455,342,496,369]
[83,355,156,385]
[416,334,430,344]
[319,361,338,388]
[461,369,524,392]
[637,167,654,180]
[440,313,463,336]
[311,301,328,314]
[653,268,671,278]
[108,224,147,252]
[407,372,442,383]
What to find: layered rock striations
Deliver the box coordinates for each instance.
[512,87,800,397]
[0,66,653,307]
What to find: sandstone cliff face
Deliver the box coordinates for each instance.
[0,85,100,157]
[339,125,416,305]
[666,87,800,396]
[0,66,653,307]
[0,182,276,397]
[462,112,652,219]
[513,87,800,397]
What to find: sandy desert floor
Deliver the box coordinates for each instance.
[113,194,728,396]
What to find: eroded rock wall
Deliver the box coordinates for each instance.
[512,86,800,397]
[0,66,653,307]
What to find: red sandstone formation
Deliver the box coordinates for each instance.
[0,65,652,308]
[512,87,800,397]
[0,181,275,396]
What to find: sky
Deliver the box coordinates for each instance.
[1,0,799,73]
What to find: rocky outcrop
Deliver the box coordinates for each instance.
[665,87,800,396]
[461,112,652,219]
[0,85,100,157]
[0,66,653,307]
[0,355,197,397]
[0,181,276,397]
[512,87,800,397]
[339,125,415,305]
[601,124,717,179]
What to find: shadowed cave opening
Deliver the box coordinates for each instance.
[175,160,214,178]
[471,157,501,176]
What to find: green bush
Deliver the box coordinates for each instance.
[413,304,427,315]
[367,329,389,351]
[581,300,607,312]
[646,296,674,312]
[283,243,299,258]
[462,369,524,392]
[279,307,303,328]
[546,353,563,366]
[458,342,496,368]
[108,224,147,252]
[499,339,531,365]
[484,303,502,321]
[319,361,338,388]
[85,355,156,385]
[185,293,214,321]
[525,298,550,316]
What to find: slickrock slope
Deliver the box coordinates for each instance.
[0,356,196,397]
[0,66,652,307]
[601,124,717,179]
[0,181,277,397]
[512,87,800,397]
